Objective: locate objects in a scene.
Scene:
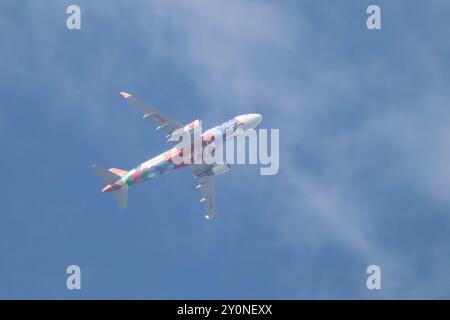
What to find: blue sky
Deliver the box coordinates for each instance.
[1,0,450,299]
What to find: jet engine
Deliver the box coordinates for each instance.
[168,119,202,142]
[211,163,231,176]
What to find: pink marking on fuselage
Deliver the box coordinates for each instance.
[131,170,144,182]
[202,131,215,142]
[186,120,198,128]
[163,131,220,166]
[164,148,181,162]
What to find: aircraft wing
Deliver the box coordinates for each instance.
[120,92,184,142]
[193,166,215,220]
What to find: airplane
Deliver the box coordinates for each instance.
[92,92,263,219]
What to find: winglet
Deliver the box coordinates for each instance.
[120,91,131,98]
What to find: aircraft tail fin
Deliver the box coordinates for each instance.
[92,164,121,184]
[92,164,128,210]
[114,188,128,210]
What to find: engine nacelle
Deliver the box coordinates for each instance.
[211,163,231,176]
[184,119,201,133]
[168,119,202,142]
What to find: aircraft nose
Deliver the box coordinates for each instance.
[244,113,263,130]
[250,114,263,127]
[235,114,263,131]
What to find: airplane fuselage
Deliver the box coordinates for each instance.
[101,114,262,193]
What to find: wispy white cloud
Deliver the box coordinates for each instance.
[132,0,450,298]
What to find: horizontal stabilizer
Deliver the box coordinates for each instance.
[92,164,121,184]
[108,168,128,177]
